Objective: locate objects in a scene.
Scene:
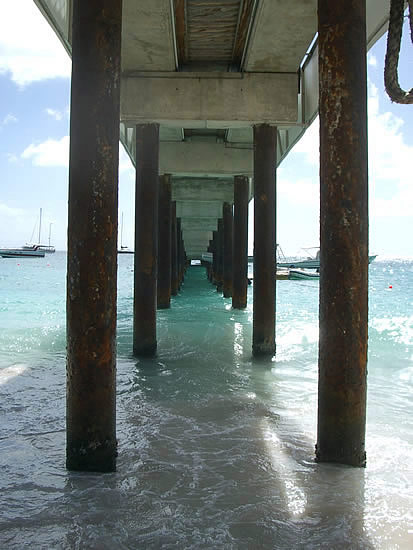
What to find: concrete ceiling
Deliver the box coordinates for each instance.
[119,0,318,257]
[35,0,393,258]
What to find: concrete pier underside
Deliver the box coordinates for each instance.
[34,0,391,470]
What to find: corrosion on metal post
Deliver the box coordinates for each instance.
[253,125,276,357]
[177,218,182,289]
[232,175,249,309]
[212,230,218,285]
[66,0,122,473]
[171,201,178,296]
[223,202,233,298]
[133,123,159,356]
[316,0,368,467]
[216,219,224,293]
[157,174,172,309]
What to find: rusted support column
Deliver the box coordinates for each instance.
[181,238,187,280]
[66,0,122,473]
[171,202,179,296]
[232,175,249,309]
[157,174,172,309]
[177,218,182,289]
[212,230,218,284]
[216,219,224,292]
[316,0,368,467]
[133,123,159,356]
[222,202,233,298]
[207,238,214,281]
[253,125,276,356]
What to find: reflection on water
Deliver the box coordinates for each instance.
[0,263,412,548]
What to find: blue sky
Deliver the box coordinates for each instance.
[0,0,412,258]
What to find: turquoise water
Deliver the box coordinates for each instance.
[0,252,412,549]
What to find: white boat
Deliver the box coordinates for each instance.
[289,268,320,280]
[277,246,377,269]
[278,248,321,269]
[24,209,55,253]
[0,245,45,258]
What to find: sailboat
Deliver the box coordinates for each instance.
[0,245,45,258]
[118,212,133,254]
[23,208,55,253]
[0,208,52,258]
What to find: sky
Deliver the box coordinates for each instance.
[0,0,412,259]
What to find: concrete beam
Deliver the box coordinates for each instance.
[181,218,218,231]
[176,200,224,219]
[160,141,253,177]
[182,230,213,243]
[244,0,317,72]
[187,248,209,257]
[121,72,298,126]
[121,0,176,72]
[172,178,234,202]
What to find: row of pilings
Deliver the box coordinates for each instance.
[205,175,249,311]
[65,0,368,473]
[133,164,187,357]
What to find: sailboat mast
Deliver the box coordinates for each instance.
[38,208,42,244]
[48,223,52,247]
[121,212,124,248]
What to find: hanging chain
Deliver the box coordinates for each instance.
[384,0,413,104]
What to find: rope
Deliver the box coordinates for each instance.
[384,0,413,104]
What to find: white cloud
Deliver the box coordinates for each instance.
[368,53,377,67]
[21,135,69,167]
[20,137,134,174]
[0,203,24,218]
[284,82,413,221]
[278,177,319,206]
[2,113,18,126]
[6,153,18,163]
[45,108,64,121]
[0,0,71,86]
[368,82,413,218]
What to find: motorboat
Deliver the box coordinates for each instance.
[289,268,320,280]
[277,246,377,269]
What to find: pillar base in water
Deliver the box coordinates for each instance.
[315,445,366,468]
[66,439,117,473]
[133,342,157,357]
[252,341,275,357]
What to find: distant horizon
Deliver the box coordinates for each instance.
[5,249,413,263]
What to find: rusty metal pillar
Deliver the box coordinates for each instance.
[216,219,224,292]
[316,0,368,467]
[171,201,179,296]
[157,174,172,309]
[133,123,159,356]
[232,175,249,309]
[181,235,187,281]
[177,218,182,289]
[253,125,276,356]
[223,202,233,298]
[66,0,122,472]
[212,230,218,284]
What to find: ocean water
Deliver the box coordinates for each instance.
[0,252,412,549]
